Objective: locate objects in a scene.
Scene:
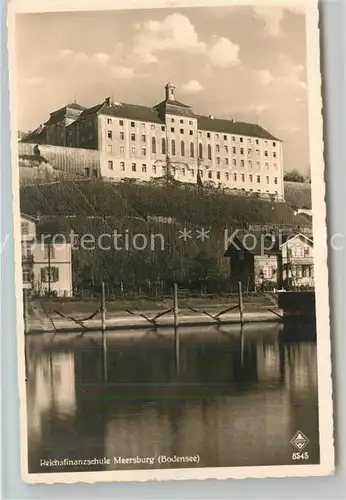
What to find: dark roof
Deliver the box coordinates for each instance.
[77,102,105,120]
[100,103,163,123]
[49,102,85,115]
[163,99,191,108]
[282,233,313,245]
[197,115,280,141]
[75,101,164,124]
[67,103,85,111]
[49,96,279,140]
[20,125,46,142]
[21,213,38,222]
[154,99,196,118]
[44,103,86,126]
[155,99,191,108]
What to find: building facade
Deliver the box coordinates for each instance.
[280,233,314,288]
[21,215,37,289]
[32,240,73,297]
[20,215,73,296]
[22,84,284,199]
[224,231,314,291]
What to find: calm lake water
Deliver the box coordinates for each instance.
[25,322,319,473]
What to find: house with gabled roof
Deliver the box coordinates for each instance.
[224,230,314,291]
[20,214,73,296]
[280,233,314,288]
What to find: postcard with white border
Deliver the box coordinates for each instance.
[7,0,334,483]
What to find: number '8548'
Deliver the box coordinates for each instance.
[292,452,309,460]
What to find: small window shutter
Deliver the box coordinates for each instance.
[53,267,59,282]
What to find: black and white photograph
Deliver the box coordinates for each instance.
[8,0,334,483]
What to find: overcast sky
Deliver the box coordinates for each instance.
[16,6,309,174]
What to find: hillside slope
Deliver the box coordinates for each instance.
[20,180,312,294]
[21,179,310,228]
[284,181,311,209]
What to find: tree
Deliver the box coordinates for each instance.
[164,154,176,184]
[283,170,306,183]
[196,169,203,192]
[187,251,221,293]
[36,217,72,237]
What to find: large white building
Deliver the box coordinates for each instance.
[22,83,284,199]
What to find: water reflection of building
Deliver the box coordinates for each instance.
[27,350,76,441]
[284,341,319,462]
[27,327,319,472]
[103,385,294,468]
[284,343,318,393]
[256,341,283,382]
[102,329,318,468]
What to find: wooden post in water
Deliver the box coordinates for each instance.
[101,282,108,385]
[238,281,244,324]
[101,281,106,332]
[240,324,245,368]
[173,282,180,375]
[174,325,180,377]
[102,331,108,387]
[173,282,179,327]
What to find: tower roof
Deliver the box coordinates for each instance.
[44,102,86,126]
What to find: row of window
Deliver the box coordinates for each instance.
[201,134,277,148]
[200,171,278,184]
[107,118,165,132]
[288,246,310,258]
[107,161,278,184]
[285,265,314,279]
[214,158,277,169]
[23,267,60,284]
[170,117,195,126]
[259,265,276,279]
[214,145,277,158]
[21,242,33,258]
[21,222,30,235]
[41,267,59,283]
[22,270,31,283]
[21,244,59,259]
[108,135,165,153]
[169,128,194,135]
[106,137,278,164]
[104,117,277,147]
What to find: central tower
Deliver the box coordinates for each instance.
[165,82,176,101]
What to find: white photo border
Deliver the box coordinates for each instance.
[6,0,334,484]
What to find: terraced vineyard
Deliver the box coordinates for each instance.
[20,179,312,295]
[21,179,310,227]
[284,181,311,209]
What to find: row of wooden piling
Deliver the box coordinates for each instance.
[23,280,246,335]
[101,280,245,331]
